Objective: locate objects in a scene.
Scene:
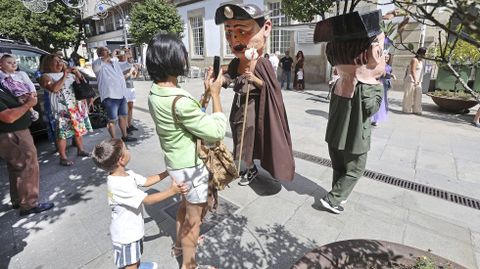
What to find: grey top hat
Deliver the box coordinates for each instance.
[215,4,269,25]
[314,10,382,43]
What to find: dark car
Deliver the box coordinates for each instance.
[0,39,106,136]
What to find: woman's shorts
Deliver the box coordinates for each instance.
[168,164,209,204]
[125,88,136,102]
[112,239,143,268]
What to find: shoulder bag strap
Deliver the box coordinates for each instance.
[170,95,205,161]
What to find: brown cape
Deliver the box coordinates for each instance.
[224,57,295,181]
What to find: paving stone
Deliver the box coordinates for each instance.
[473,231,480,252]
[416,149,457,179]
[284,192,344,246]
[456,158,480,184]
[353,193,409,222]
[238,196,299,228]
[407,210,471,242]
[404,224,476,269]
[379,145,417,169]
[414,168,480,200]
[351,176,406,208]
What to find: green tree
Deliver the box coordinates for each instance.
[282,0,362,21]
[129,0,184,45]
[0,1,83,52]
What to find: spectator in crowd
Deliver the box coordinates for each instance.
[372,52,396,126]
[402,47,426,115]
[92,138,187,269]
[39,54,93,166]
[117,49,139,133]
[0,54,39,121]
[0,82,54,216]
[269,51,280,78]
[473,107,480,128]
[93,47,137,142]
[280,50,294,90]
[146,33,225,269]
[293,50,305,91]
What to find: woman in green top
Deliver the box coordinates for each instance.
[146,34,226,269]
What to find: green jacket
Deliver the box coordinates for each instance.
[148,84,227,169]
[325,82,383,154]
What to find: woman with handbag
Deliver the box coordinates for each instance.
[39,54,92,166]
[147,34,226,269]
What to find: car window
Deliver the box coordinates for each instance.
[10,49,43,82]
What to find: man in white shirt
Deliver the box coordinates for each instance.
[269,51,280,78]
[92,47,137,142]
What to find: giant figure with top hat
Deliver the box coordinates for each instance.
[314,10,385,214]
[215,3,295,185]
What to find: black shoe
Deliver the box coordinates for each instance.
[12,204,19,210]
[127,125,139,132]
[320,196,344,214]
[238,165,258,186]
[19,202,54,216]
[122,136,138,142]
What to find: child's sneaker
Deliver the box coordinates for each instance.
[139,262,158,269]
[30,109,39,122]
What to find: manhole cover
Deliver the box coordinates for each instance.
[164,197,239,234]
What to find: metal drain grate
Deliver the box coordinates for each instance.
[293,150,480,210]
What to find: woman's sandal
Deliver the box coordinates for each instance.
[171,245,182,258]
[77,150,91,157]
[170,235,206,258]
[59,158,74,166]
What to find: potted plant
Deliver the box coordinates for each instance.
[428,40,480,113]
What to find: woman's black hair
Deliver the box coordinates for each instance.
[146,33,189,83]
[416,47,427,58]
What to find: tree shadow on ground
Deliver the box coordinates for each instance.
[196,214,318,269]
[0,120,155,268]
[388,98,474,125]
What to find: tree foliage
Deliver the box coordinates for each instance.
[129,0,184,45]
[282,0,362,21]
[0,1,83,52]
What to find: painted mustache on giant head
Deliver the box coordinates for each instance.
[233,44,247,52]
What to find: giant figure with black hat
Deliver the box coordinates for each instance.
[215,4,295,185]
[314,10,385,214]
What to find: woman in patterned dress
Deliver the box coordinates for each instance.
[40,54,92,166]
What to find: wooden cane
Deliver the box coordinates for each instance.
[237,52,256,177]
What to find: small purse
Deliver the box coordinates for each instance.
[72,77,96,100]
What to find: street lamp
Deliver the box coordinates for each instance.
[94,0,129,48]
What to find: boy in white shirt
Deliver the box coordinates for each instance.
[92,138,187,269]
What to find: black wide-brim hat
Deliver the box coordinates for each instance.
[314,10,382,43]
[215,4,269,25]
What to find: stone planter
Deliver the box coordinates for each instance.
[291,239,467,269]
[427,93,478,113]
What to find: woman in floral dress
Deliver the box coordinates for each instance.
[40,54,92,166]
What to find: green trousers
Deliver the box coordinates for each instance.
[326,146,367,207]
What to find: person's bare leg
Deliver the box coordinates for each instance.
[119,116,128,138]
[74,136,85,153]
[474,107,480,124]
[124,262,138,269]
[174,199,187,255]
[57,139,68,160]
[127,101,134,127]
[181,202,206,269]
[107,121,116,138]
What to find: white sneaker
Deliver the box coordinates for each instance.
[320,197,344,214]
[139,262,158,269]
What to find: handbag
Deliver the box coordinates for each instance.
[171,95,238,209]
[72,77,96,100]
